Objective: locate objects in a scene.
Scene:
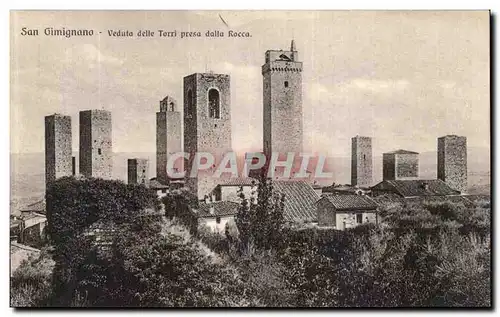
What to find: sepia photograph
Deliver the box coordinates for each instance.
[9,10,491,308]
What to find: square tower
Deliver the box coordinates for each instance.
[79,110,112,179]
[351,136,373,187]
[262,40,303,159]
[156,96,182,185]
[438,135,467,194]
[128,158,149,185]
[383,150,419,181]
[183,73,232,199]
[45,114,72,186]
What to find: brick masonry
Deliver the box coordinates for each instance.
[156,96,182,184]
[437,135,467,194]
[351,136,373,187]
[79,110,112,179]
[45,114,72,186]
[183,73,232,198]
[128,158,149,185]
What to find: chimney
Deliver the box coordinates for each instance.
[209,205,215,215]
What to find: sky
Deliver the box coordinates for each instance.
[10,10,490,157]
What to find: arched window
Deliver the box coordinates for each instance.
[187,89,194,117]
[208,89,220,119]
[169,102,175,112]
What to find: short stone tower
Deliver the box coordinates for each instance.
[45,114,72,186]
[438,135,467,194]
[351,136,372,187]
[156,96,182,184]
[79,110,112,179]
[183,73,232,198]
[262,40,303,158]
[128,158,149,185]
[383,150,419,181]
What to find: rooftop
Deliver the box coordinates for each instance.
[196,201,240,218]
[20,199,46,213]
[372,179,460,197]
[272,180,320,222]
[320,194,378,211]
[385,149,419,155]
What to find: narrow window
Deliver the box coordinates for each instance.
[284,81,289,88]
[216,217,221,224]
[169,102,175,112]
[142,169,146,173]
[98,148,102,155]
[208,89,220,118]
[363,154,366,160]
[356,213,363,224]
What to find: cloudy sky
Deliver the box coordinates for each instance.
[10,11,489,157]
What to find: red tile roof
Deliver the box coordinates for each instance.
[319,194,378,211]
[218,177,258,187]
[385,149,419,155]
[272,180,320,222]
[20,199,45,213]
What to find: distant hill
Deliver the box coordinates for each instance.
[10,147,490,213]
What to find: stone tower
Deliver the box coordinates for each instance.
[128,158,149,185]
[79,110,112,179]
[351,136,372,187]
[383,150,419,181]
[262,40,303,159]
[156,96,182,184]
[184,73,232,198]
[438,135,467,193]
[45,114,72,186]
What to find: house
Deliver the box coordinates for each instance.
[272,180,320,223]
[20,199,46,215]
[317,194,378,230]
[210,177,258,203]
[196,201,240,233]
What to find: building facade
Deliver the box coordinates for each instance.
[438,135,467,194]
[382,150,419,181]
[262,40,303,164]
[45,114,72,185]
[183,73,232,199]
[79,110,113,179]
[351,136,373,187]
[127,158,149,185]
[156,96,182,184]
[316,194,378,230]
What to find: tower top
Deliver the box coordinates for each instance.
[291,39,296,52]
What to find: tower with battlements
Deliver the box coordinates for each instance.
[351,136,373,187]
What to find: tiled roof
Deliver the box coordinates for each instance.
[20,199,45,213]
[372,179,460,197]
[219,177,258,187]
[405,195,474,207]
[196,201,240,218]
[320,194,378,211]
[385,149,419,155]
[272,180,320,222]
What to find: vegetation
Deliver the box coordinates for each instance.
[11,176,491,307]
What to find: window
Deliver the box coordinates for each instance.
[284,81,289,88]
[216,217,221,224]
[98,148,102,155]
[363,154,366,160]
[208,89,220,118]
[169,102,175,112]
[356,213,363,224]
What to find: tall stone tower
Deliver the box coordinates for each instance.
[351,136,372,187]
[128,158,149,185]
[45,114,72,186]
[79,110,112,179]
[156,96,182,184]
[262,40,303,159]
[383,150,419,181]
[438,135,467,193]
[184,73,232,199]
